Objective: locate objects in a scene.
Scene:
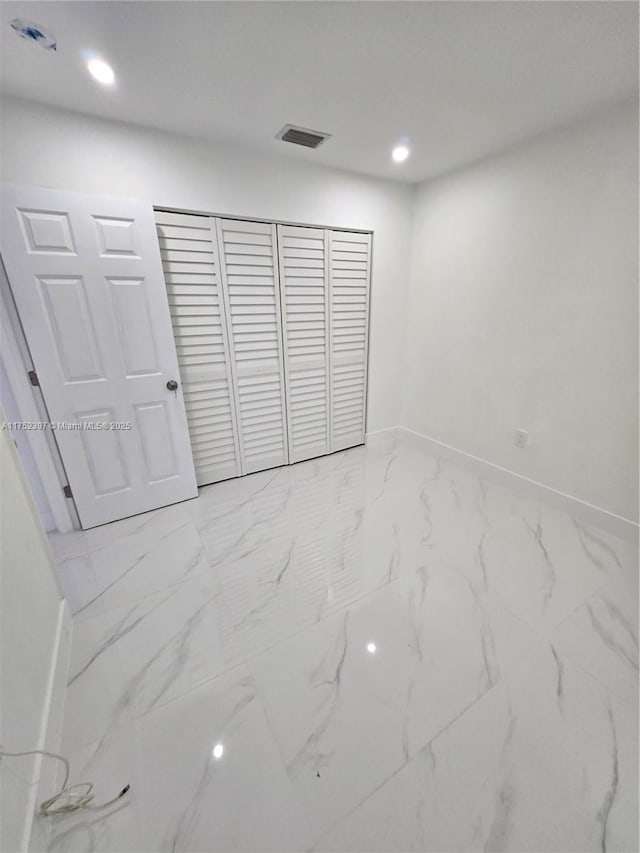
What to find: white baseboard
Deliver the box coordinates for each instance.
[21,599,72,853]
[366,426,638,543]
[364,426,401,441]
[40,510,56,534]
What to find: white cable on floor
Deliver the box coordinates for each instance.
[0,748,130,816]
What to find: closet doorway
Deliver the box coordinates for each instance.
[155,210,372,487]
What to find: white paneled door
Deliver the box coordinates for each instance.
[278,225,330,463]
[1,184,197,528]
[329,230,371,451]
[215,219,289,475]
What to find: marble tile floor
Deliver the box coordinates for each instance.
[39,432,637,852]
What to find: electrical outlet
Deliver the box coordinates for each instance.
[515,429,529,449]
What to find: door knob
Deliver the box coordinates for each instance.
[166,379,178,391]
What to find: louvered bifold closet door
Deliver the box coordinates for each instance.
[216,219,289,474]
[277,225,329,463]
[329,230,371,452]
[155,211,241,485]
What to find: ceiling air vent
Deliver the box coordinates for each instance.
[277,124,331,149]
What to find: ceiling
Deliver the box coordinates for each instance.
[1,1,637,183]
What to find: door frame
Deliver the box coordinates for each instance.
[0,257,76,532]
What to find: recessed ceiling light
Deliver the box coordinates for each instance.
[87,58,115,85]
[392,145,410,164]
[366,642,377,654]
[212,743,224,759]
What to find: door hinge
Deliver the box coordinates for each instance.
[63,484,73,499]
[28,370,39,387]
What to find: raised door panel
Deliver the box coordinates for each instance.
[277,224,329,463]
[329,230,371,452]
[155,210,241,486]
[108,277,160,377]
[0,184,197,527]
[215,218,288,475]
[36,275,105,382]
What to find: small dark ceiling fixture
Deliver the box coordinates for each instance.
[277,125,331,150]
[10,18,56,50]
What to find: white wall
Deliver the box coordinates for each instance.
[0,405,70,852]
[0,358,55,531]
[404,100,638,522]
[0,95,413,434]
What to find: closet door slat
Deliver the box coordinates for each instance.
[329,230,371,452]
[278,224,330,463]
[155,210,241,485]
[216,218,289,474]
